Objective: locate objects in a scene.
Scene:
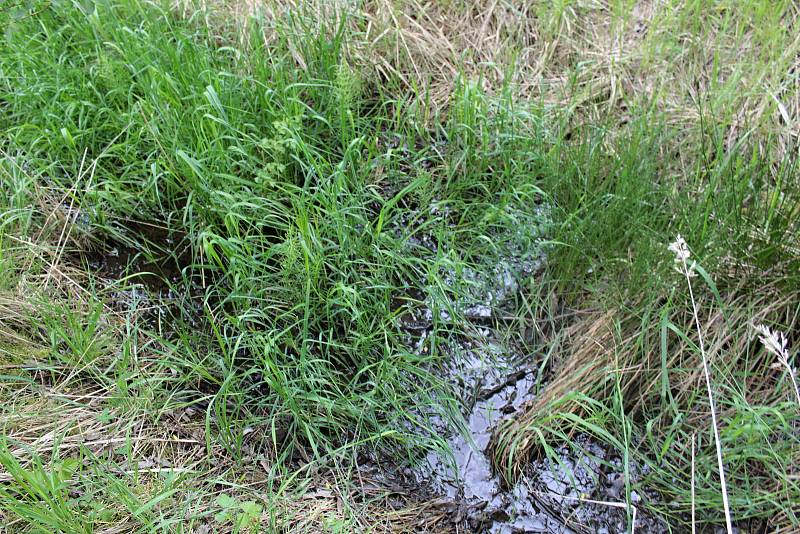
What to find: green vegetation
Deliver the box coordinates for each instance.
[1,0,798,532]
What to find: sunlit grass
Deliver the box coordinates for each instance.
[1,0,799,532]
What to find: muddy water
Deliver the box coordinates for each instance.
[416,341,571,533]
[410,333,662,533]
[391,243,576,532]
[394,237,662,532]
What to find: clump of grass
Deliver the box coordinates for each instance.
[1,0,550,476]
[3,0,432,461]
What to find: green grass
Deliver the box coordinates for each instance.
[1,0,799,532]
[0,1,548,530]
[3,0,447,457]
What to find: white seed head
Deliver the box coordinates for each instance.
[756,323,800,406]
[668,234,691,262]
[668,235,696,276]
[755,324,789,363]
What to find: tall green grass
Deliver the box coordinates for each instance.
[0,0,548,465]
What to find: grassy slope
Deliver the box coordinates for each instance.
[1,0,799,532]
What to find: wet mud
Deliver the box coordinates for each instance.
[398,329,664,533]
[386,205,664,532]
[75,220,209,328]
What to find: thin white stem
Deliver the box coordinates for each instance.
[783,362,800,406]
[691,433,696,534]
[681,257,733,534]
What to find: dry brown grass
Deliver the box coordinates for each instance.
[492,280,800,479]
[277,485,455,533]
[190,0,800,160]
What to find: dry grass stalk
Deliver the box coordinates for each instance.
[492,283,800,475]
[489,310,614,474]
[755,323,800,406]
[669,235,732,533]
[489,308,653,480]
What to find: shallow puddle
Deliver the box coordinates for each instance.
[414,341,572,533]
[76,221,210,329]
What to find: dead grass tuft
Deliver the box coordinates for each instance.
[493,281,800,473]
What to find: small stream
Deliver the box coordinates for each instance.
[391,229,662,532]
[417,342,568,533]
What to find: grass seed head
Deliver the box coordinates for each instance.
[669,235,696,276]
[755,324,790,363]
